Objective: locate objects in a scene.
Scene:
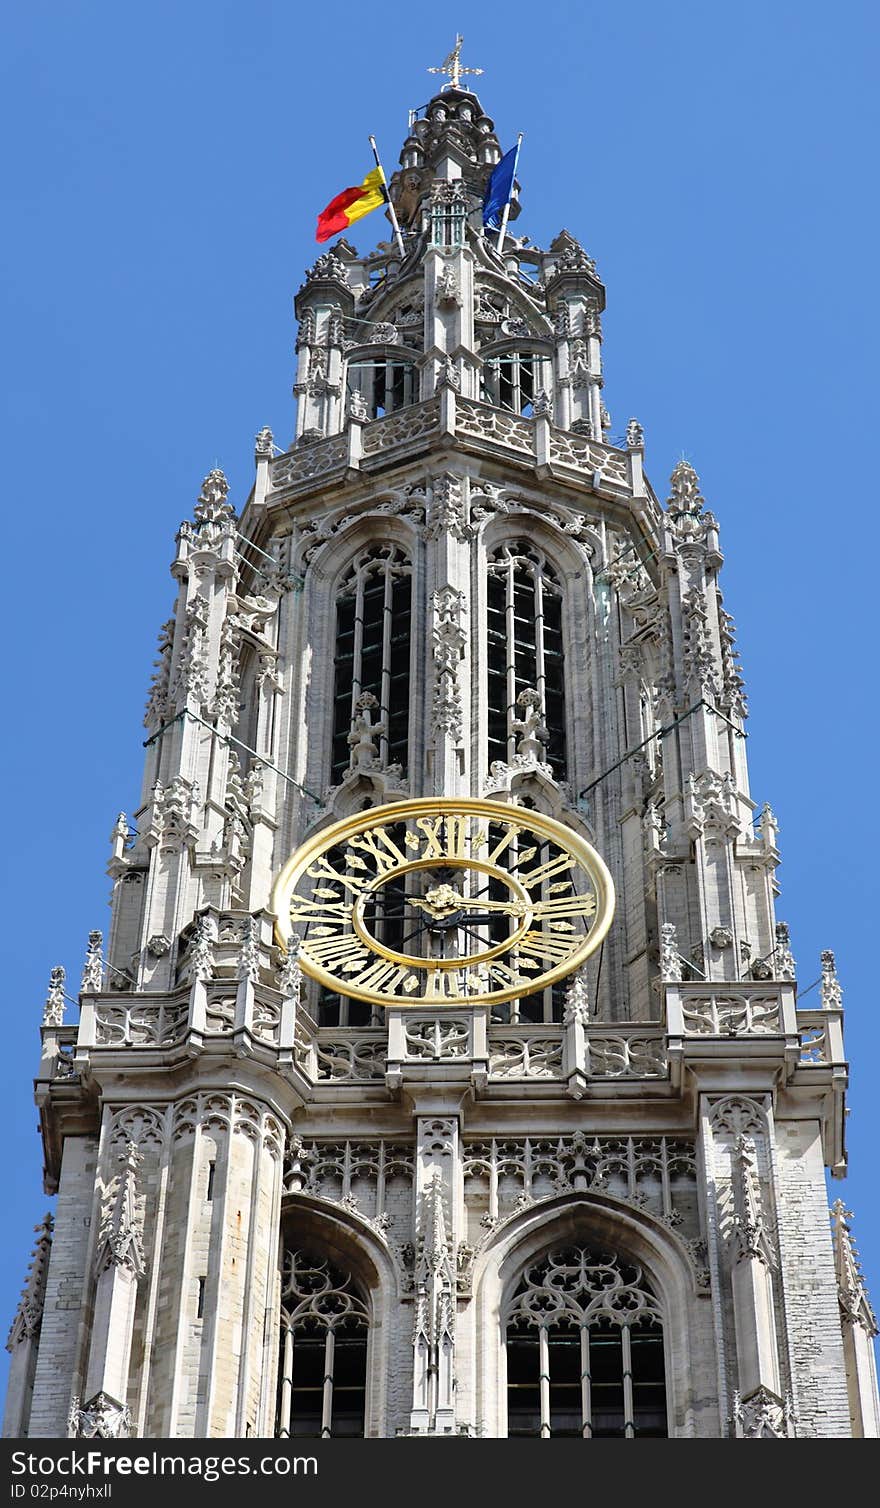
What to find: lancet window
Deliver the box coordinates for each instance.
[483,351,551,415]
[505,1246,667,1438]
[486,541,567,778]
[330,546,412,784]
[346,356,417,418]
[276,1251,369,1439]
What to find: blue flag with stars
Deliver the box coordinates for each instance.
[482,146,518,230]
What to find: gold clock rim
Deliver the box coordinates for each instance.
[271,797,616,1008]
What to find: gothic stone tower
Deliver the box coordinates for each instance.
[6,71,879,1443]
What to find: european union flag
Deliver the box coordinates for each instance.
[482,146,518,230]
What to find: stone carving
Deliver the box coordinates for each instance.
[175,592,210,706]
[732,1387,795,1439]
[80,931,104,994]
[508,1247,661,1329]
[718,604,748,719]
[194,468,234,527]
[820,949,843,1010]
[463,1133,697,1232]
[254,425,274,457]
[773,922,796,981]
[626,417,644,449]
[511,687,549,762]
[6,1214,53,1348]
[437,356,461,392]
[708,1095,766,1139]
[830,1200,878,1334]
[709,926,733,950]
[278,936,303,1000]
[237,915,262,985]
[347,692,385,772]
[488,1036,564,1080]
[70,1392,132,1440]
[430,586,466,742]
[730,1135,776,1266]
[283,1137,414,1229]
[435,267,461,307]
[425,473,470,541]
[43,966,66,1027]
[681,587,720,697]
[370,322,399,344]
[95,1142,145,1279]
[665,459,719,546]
[659,922,683,982]
[532,389,553,419]
[682,992,780,1036]
[563,969,590,1025]
[301,250,349,288]
[213,614,241,725]
[143,617,175,727]
[348,390,368,421]
[404,1018,470,1060]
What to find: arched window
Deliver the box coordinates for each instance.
[483,351,551,415]
[347,355,417,419]
[505,1246,667,1438]
[277,1251,369,1438]
[486,541,567,779]
[331,546,412,784]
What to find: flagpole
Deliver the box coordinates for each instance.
[368,135,407,261]
[496,133,523,254]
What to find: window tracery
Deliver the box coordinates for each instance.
[277,1251,369,1439]
[506,1246,667,1438]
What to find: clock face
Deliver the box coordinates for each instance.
[272,798,614,1009]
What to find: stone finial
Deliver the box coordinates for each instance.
[190,912,216,983]
[238,915,262,985]
[659,922,683,981]
[820,949,843,1010]
[194,468,234,526]
[563,969,590,1025]
[625,417,644,450]
[80,931,104,994]
[278,936,303,1000]
[301,250,348,288]
[773,922,797,981]
[666,459,707,542]
[831,1200,878,1335]
[7,1213,54,1349]
[757,802,778,852]
[511,687,548,762]
[347,692,385,771]
[255,425,274,457]
[437,356,461,392]
[43,966,66,1027]
[348,390,369,422]
[532,390,553,419]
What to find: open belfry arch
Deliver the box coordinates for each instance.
[6,46,878,1441]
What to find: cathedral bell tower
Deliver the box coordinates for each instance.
[6,57,878,1442]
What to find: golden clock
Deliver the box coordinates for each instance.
[271,798,614,1009]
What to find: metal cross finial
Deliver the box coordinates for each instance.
[428,35,483,92]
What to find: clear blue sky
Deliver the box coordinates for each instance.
[2,0,878,1399]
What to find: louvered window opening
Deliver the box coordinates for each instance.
[277,1253,368,1439]
[483,352,550,415]
[486,542,567,780]
[347,357,416,418]
[506,1247,667,1438]
[331,547,412,784]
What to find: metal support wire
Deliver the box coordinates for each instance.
[143,710,324,806]
[578,699,745,801]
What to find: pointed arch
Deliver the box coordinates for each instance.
[472,1193,701,1439]
[277,1195,400,1439]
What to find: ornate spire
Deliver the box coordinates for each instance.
[831,1200,878,1335]
[194,468,234,526]
[7,1214,54,1349]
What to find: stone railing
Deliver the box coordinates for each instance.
[795,1008,845,1067]
[665,982,797,1040]
[266,393,638,500]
